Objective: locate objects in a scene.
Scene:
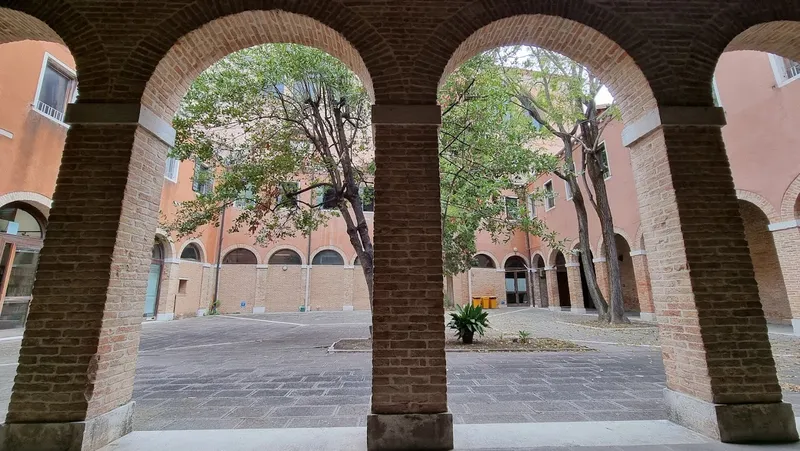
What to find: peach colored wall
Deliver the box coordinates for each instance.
[0,41,74,203]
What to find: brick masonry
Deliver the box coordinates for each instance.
[2,0,800,445]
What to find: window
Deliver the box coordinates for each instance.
[180,243,202,262]
[0,205,44,238]
[234,185,255,209]
[277,182,299,209]
[164,157,180,182]
[222,248,258,264]
[268,249,302,265]
[316,187,337,210]
[564,180,573,201]
[178,279,188,294]
[361,186,375,212]
[312,250,344,265]
[192,161,213,194]
[505,196,519,219]
[527,196,536,219]
[471,254,496,269]
[34,54,77,123]
[544,180,555,210]
[597,143,611,179]
[770,53,800,87]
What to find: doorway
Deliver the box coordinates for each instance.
[504,256,529,306]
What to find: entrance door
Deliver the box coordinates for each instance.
[505,270,528,305]
[144,263,161,318]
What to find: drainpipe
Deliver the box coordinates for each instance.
[304,223,312,312]
[467,268,473,307]
[212,205,226,310]
[525,228,535,308]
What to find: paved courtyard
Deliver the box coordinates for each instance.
[1,308,799,430]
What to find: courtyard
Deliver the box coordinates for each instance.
[2,308,798,431]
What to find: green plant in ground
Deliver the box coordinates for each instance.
[447,304,489,344]
[209,299,221,316]
[518,330,531,344]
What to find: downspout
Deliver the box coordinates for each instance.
[525,228,535,308]
[212,205,226,312]
[304,223,312,312]
[467,268,473,307]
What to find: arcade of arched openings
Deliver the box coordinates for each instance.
[1,2,800,450]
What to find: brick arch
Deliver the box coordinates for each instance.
[177,238,207,263]
[0,4,108,101]
[0,191,52,218]
[427,4,662,123]
[546,248,562,267]
[126,6,391,119]
[596,228,636,258]
[633,225,646,252]
[500,253,528,269]
[531,251,547,267]
[780,173,800,221]
[153,230,176,261]
[220,244,262,265]
[309,245,347,265]
[736,190,780,224]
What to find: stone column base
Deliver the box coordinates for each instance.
[639,312,656,322]
[156,312,174,321]
[664,389,798,443]
[548,306,562,312]
[793,318,800,336]
[367,412,453,450]
[0,401,134,451]
[571,307,587,314]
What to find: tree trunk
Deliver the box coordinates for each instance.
[570,183,610,320]
[445,274,455,309]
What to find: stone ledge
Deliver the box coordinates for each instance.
[664,388,798,443]
[367,412,453,450]
[0,401,134,451]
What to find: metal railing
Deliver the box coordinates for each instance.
[35,100,65,122]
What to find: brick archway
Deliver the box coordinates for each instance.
[140,9,377,122]
[781,173,800,221]
[432,11,659,124]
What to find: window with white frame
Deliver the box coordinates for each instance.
[598,143,611,180]
[234,185,255,209]
[564,180,573,201]
[769,53,800,87]
[315,186,338,210]
[527,195,536,219]
[34,54,77,123]
[192,161,213,195]
[544,180,555,210]
[505,196,519,219]
[277,181,299,209]
[164,157,180,182]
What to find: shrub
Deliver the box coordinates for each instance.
[447,304,489,344]
[518,330,531,344]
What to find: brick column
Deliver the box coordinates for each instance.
[155,259,180,321]
[367,105,452,450]
[624,106,797,442]
[629,250,656,322]
[545,267,561,311]
[1,103,175,451]
[593,257,610,300]
[565,263,585,313]
[253,264,269,314]
[770,223,800,335]
[530,269,542,307]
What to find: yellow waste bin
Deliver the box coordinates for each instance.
[481,296,490,309]
[472,297,482,307]
[489,296,498,309]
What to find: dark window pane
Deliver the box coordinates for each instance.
[471,254,496,269]
[361,187,375,212]
[6,250,39,298]
[223,248,258,264]
[312,250,344,265]
[180,244,200,261]
[39,64,71,116]
[268,249,302,265]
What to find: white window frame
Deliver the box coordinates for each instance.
[164,156,180,182]
[527,195,536,219]
[598,142,611,181]
[769,53,800,88]
[32,52,77,127]
[544,180,555,211]
[504,196,519,220]
[564,179,573,201]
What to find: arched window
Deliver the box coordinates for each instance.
[180,243,202,262]
[471,254,496,269]
[504,256,527,270]
[152,241,164,261]
[223,248,258,264]
[0,203,45,239]
[312,250,344,265]
[268,249,302,265]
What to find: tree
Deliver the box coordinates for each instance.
[508,47,627,323]
[438,50,558,305]
[166,44,376,309]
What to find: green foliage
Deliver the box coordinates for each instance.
[447,304,490,343]
[165,44,373,246]
[518,330,531,344]
[209,299,221,316]
[439,49,559,276]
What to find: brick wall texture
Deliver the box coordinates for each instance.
[3,0,799,433]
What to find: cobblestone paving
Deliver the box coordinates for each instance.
[1,308,798,429]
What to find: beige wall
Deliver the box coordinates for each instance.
[175,261,207,317]
[309,266,351,311]
[469,268,506,306]
[217,264,258,313]
[263,265,305,312]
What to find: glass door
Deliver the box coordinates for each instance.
[143,263,161,318]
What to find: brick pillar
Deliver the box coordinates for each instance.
[530,269,542,307]
[545,267,561,311]
[624,106,797,442]
[1,103,175,451]
[770,223,800,335]
[367,105,452,451]
[156,259,180,321]
[593,257,610,300]
[629,250,655,322]
[253,264,268,314]
[565,263,585,313]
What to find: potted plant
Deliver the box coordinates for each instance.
[447,304,489,344]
